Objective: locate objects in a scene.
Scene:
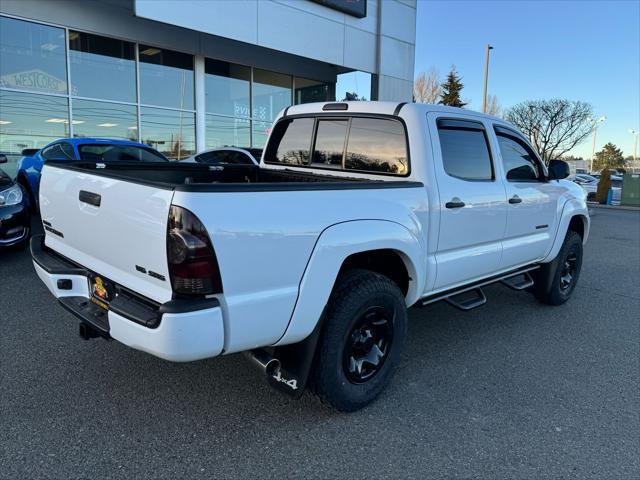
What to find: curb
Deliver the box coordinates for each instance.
[587,203,640,212]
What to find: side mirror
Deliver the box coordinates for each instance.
[548,159,570,180]
[21,148,40,156]
[0,154,8,164]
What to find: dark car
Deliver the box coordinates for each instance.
[180,147,262,165]
[0,154,30,248]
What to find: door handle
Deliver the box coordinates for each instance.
[509,195,522,204]
[79,190,101,207]
[445,198,465,209]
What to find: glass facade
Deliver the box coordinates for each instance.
[139,45,194,110]
[140,106,195,160]
[69,31,136,102]
[294,77,331,105]
[0,16,67,94]
[72,99,137,141]
[0,90,69,151]
[0,15,335,169]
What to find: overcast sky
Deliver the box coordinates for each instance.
[414,0,640,158]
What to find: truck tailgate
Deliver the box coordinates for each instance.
[39,164,174,303]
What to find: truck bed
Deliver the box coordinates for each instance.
[48,161,421,192]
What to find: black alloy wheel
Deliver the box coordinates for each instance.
[343,305,394,384]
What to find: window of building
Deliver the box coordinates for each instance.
[495,133,541,181]
[252,69,291,133]
[0,90,69,155]
[140,106,195,160]
[251,120,273,149]
[294,77,331,105]
[265,117,314,165]
[312,119,348,167]
[437,120,493,181]
[138,45,194,109]
[205,59,250,117]
[345,118,408,175]
[69,31,136,102]
[72,99,138,140]
[205,115,250,149]
[0,16,67,94]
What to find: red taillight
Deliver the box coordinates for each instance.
[167,205,223,296]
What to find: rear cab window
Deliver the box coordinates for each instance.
[265,115,409,176]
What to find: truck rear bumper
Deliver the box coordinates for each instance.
[31,235,224,362]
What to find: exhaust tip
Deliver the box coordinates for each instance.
[244,349,281,376]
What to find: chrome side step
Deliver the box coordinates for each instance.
[421,265,540,311]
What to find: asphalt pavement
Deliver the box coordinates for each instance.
[1,208,638,479]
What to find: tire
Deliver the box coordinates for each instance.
[533,231,583,305]
[309,269,408,412]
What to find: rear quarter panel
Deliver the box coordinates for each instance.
[171,186,428,353]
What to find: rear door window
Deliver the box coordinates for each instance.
[345,117,408,175]
[437,119,493,181]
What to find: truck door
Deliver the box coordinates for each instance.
[427,114,508,290]
[490,125,561,268]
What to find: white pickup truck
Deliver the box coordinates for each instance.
[32,101,589,411]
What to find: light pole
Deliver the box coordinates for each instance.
[589,115,606,173]
[630,129,639,172]
[481,44,493,113]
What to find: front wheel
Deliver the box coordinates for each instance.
[309,269,408,412]
[533,230,583,305]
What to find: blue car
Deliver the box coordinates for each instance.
[16,138,169,212]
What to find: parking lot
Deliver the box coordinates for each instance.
[1,207,638,479]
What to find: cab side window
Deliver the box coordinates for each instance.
[437,119,493,181]
[495,133,541,181]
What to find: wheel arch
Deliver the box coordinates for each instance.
[274,219,426,346]
[542,199,589,263]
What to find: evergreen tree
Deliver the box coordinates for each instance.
[593,142,626,171]
[439,66,466,108]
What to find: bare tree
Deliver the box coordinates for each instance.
[485,94,501,116]
[506,99,593,163]
[413,68,440,104]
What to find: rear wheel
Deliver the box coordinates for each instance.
[534,230,583,305]
[309,269,407,412]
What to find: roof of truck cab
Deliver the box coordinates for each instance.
[282,101,507,123]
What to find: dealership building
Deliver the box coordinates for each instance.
[0,0,417,161]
